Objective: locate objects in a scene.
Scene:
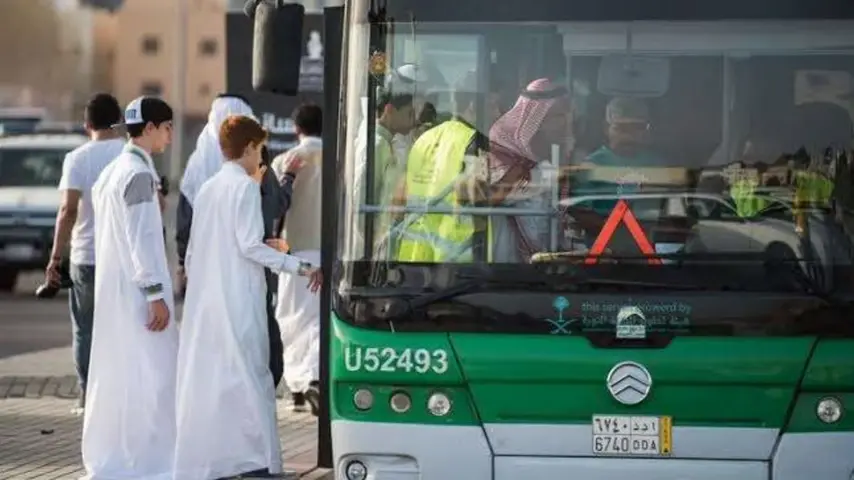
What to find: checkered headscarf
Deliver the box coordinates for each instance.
[487,78,570,259]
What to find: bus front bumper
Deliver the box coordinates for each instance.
[331,420,854,479]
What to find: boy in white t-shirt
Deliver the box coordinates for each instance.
[45,93,125,414]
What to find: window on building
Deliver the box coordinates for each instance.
[141,35,160,55]
[199,38,218,57]
[140,81,163,96]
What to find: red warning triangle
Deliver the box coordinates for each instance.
[584,199,662,265]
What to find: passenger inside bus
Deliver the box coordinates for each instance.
[585,97,667,168]
[385,63,440,164]
[487,78,574,262]
[570,97,675,215]
[353,85,417,253]
[395,71,493,262]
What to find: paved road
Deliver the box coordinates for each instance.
[1,192,179,360]
[0,292,69,361]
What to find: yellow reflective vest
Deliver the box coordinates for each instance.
[396,119,485,262]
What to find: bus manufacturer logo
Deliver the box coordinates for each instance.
[606,361,652,405]
[616,306,647,339]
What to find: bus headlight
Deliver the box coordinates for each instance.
[427,392,452,417]
[816,396,843,424]
[353,388,374,411]
[390,391,411,413]
[344,460,367,480]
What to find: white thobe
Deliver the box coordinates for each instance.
[271,137,323,395]
[173,162,312,480]
[82,144,178,480]
[275,249,321,393]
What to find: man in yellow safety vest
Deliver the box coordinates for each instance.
[395,71,496,263]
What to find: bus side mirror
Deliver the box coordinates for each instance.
[246,0,305,96]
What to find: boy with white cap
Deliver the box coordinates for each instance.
[81,96,178,480]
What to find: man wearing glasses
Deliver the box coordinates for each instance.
[575,98,667,211]
[586,97,665,168]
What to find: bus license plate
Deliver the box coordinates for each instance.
[592,415,672,456]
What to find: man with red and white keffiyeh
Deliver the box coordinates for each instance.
[486,78,575,262]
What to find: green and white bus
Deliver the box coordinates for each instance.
[256,0,854,477]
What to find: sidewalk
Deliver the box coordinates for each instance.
[0,348,330,480]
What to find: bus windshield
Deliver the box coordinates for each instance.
[335,3,854,331]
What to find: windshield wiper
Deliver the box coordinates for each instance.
[761,241,853,306]
[764,255,839,304]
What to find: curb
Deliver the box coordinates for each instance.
[0,375,80,399]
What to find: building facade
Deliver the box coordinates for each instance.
[0,0,117,120]
[113,0,226,117]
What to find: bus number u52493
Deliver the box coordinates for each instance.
[344,346,449,374]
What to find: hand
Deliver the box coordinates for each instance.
[306,268,323,293]
[45,257,61,286]
[284,155,306,175]
[455,177,489,206]
[265,238,289,252]
[147,299,170,332]
[251,165,268,184]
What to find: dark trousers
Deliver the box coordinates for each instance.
[69,263,95,397]
[266,280,284,389]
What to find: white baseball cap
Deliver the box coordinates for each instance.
[114,96,173,128]
[122,97,145,125]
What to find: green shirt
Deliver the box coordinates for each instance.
[576,146,667,214]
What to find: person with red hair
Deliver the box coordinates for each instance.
[487,78,574,262]
[172,114,322,479]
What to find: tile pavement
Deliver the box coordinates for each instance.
[0,377,331,479]
[0,375,297,402]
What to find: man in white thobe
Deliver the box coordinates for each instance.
[174,114,321,479]
[270,103,323,413]
[175,94,255,274]
[82,96,177,480]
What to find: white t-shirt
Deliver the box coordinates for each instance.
[58,138,126,266]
